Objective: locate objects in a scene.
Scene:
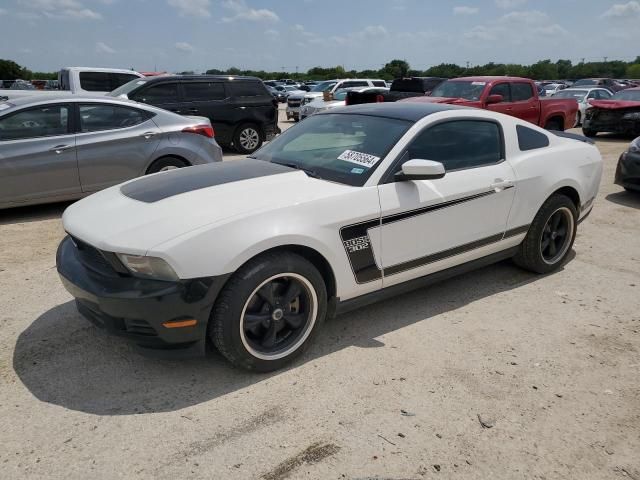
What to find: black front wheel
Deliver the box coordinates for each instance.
[582,128,598,138]
[514,194,577,274]
[210,252,327,372]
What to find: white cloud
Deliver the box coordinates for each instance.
[464,25,497,41]
[602,1,640,18]
[495,0,527,8]
[174,41,194,52]
[222,0,278,22]
[167,0,210,18]
[264,29,279,38]
[95,41,115,54]
[499,10,548,24]
[454,6,478,15]
[18,0,102,20]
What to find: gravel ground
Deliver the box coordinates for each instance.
[1,109,639,480]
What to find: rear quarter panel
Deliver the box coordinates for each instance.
[504,123,602,229]
[539,98,579,129]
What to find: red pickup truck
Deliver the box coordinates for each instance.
[401,76,578,131]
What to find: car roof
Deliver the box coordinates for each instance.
[318,102,465,122]
[61,67,142,75]
[2,94,148,109]
[450,76,531,83]
[142,75,262,83]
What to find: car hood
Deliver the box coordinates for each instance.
[589,100,640,110]
[62,159,352,255]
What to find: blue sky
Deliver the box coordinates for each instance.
[0,0,639,73]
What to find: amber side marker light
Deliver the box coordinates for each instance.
[162,319,198,329]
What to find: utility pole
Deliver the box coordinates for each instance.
[466,61,470,69]
[604,56,608,63]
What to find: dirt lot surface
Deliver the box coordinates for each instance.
[1,109,639,479]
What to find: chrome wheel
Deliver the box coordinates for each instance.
[240,273,318,361]
[239,127,260,151]
[540,207,574,265]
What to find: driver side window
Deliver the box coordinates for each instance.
[489,83,511,102]
[403,120,503,172]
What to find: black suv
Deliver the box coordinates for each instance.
[109,76,280,153]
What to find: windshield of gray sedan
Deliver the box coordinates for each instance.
[310,81,337,92]
[430,81,486,100]
[252,113,410,186]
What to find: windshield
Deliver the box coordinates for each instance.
[431,81,486,100]
[251,113,410,186]
[310,81,337,92]
[574,79,598,86]
[612,90,640,101]
[553,90,587,100]
[108,78,148,97]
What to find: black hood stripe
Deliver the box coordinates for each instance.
[121,159,294,203]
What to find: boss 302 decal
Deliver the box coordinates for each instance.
[340,187,528,284]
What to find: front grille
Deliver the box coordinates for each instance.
[71,236,123,277]
[287,99,301,107]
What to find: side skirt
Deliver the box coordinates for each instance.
[333,246,520,317]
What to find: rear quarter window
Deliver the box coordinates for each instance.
[229,81,268,97]
[517,125,550,151]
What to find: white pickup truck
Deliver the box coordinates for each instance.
[0,67,144,101]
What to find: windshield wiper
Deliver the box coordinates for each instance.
[272,161,322,179]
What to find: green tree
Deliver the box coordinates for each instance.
[627,64,640,79]
[382,59,410,79]
[0,59,27,80]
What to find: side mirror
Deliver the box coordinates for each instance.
[395,159,446,181]
[486,94,503,105]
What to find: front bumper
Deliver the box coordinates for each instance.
[615,151,640,191]
[56,236,230,357]
[584,111,640,135]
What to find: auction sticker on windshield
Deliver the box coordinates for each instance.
[338,150,381,168]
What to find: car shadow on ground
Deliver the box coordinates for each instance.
[606,190,640,209]
[0,201,72,226]
[13,258,563,416]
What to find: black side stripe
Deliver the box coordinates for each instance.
[340,190,528,284]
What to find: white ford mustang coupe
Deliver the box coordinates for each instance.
[57,103,603,371]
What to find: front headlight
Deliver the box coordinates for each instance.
[630,137,640,153]
[116,254,179,281]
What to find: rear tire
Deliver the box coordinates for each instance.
[544,119,563,131]
[210,252,327,372]
[513,194,577,274]
[233,124,263,154]
[146,156,188,174]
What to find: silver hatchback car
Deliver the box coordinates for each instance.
[0,96,223,209]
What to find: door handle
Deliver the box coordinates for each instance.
[140,131,157,139]
[238,106,247,110]
[491,180,514,192]
[49,144,73,154]
[187,108,199,113]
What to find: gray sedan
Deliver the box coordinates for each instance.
[0,96,222,209]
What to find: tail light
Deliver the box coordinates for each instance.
[182,125,214,138]
[375,94,385,103]
[345,95,350,106]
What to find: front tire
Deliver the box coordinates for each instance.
[582,128,598,138]
[514,194,577,274]
[233,124,263,154]
[210,252,327,372]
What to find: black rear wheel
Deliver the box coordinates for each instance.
[514,194,577,274]
[233,124,263,154]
